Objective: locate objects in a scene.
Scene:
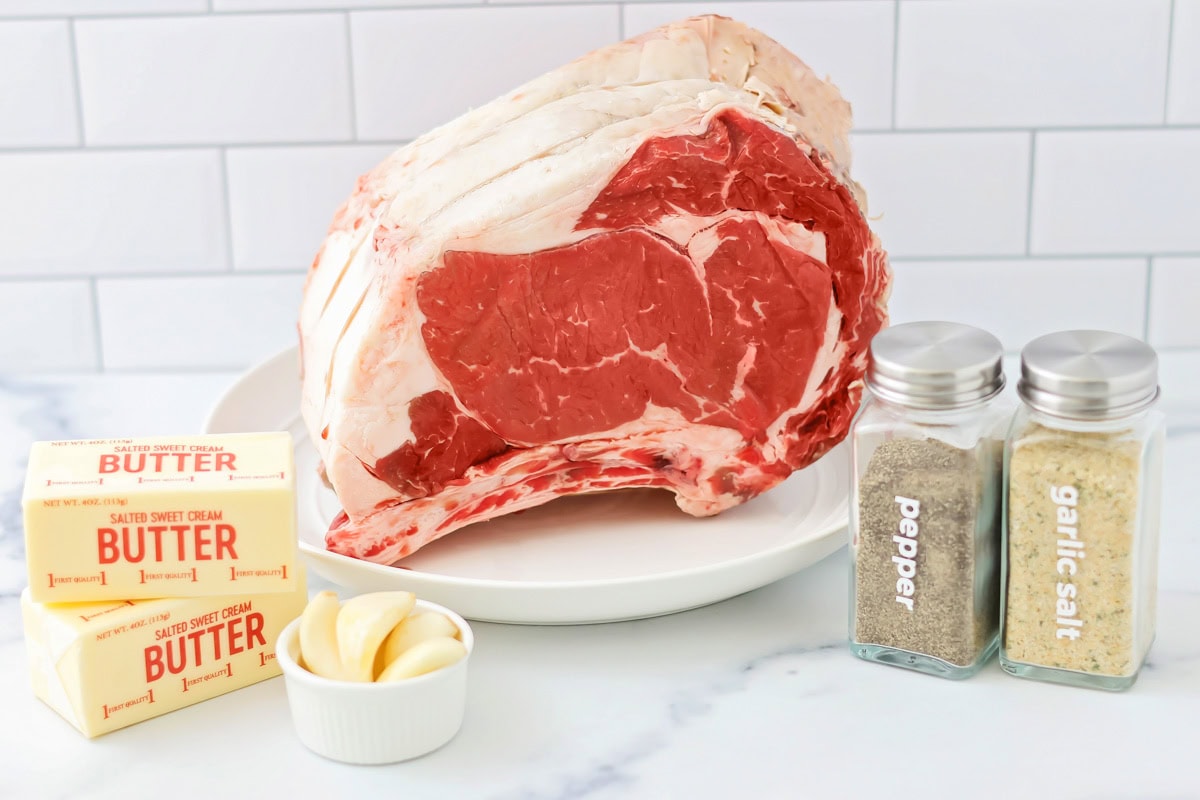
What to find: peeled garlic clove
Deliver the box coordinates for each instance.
[377,636,467,682]
[335,591,416,682]
[376,612,460,678]
[298,590,344,680]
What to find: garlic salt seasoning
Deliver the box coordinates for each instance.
[849,322,1008,678]
[1001,331,1164,691]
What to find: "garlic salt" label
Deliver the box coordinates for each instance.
[23,434,298,602]
[1049,485,1085,640]
[21,575,307,738]
[1005,426,1143,677]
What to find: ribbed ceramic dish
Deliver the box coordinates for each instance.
[205,347,849,624]
[276,598,473,765]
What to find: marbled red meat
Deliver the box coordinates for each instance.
[301,16,890,564]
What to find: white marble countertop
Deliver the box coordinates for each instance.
[1,367,1198,800]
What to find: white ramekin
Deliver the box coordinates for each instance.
[276,598,474,765]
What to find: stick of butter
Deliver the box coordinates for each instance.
[21,572,307,738]
[23,433,298,602]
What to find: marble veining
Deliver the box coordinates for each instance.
[0,372,1197,800]
[0,379,81,624]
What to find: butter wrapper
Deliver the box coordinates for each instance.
[21,571,307,738]
[23,433,297,602]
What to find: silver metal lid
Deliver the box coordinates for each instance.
[867,321,1005,410]
[1018,330,1159,419]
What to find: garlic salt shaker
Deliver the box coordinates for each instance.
[849,322,1008,679]
[1001,331,1164,691]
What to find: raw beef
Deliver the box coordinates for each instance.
[300,15,891,564]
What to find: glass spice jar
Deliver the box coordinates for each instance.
[1000,330,1164,691]
[849,322,1008,679]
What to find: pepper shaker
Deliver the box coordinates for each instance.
[849,322,1008,678]
[1001,331,1164,691]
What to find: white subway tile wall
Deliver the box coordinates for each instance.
[75,14,353,145]
[0,0,1194,374]
[851,131,1032,257]
[350,6,620,139]
[215,0,432,9]
[1149,258,1200,348]
[0,22,79,148]
[96,275,303,369]
[1030,129,1200,255]
[0,150,227,275]
[887,258,1149,351]
[895,0,1171,128]
[0,1,205,15]
[1169,0,1200,124]
[624,2,896,129]
[225,144,396,270]
[0,281,96,372]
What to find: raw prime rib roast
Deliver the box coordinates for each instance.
[300,15,891,564]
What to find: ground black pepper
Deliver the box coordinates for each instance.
[853,437,999,667]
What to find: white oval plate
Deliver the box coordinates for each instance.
[205,347,848,624]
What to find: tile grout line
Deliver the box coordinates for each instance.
[0,270,306,284]
[217,147,236,271]
[12,346,1200,379]
[1023,131,1037,255]
[617,2,624,40]
[88,277,105,372]
[887,252,1193,263]
[64,18,87,146]
[1143,258,1155,342]
[6,2,639,22]
[15,365,261,377]
[343,11,359,140]
[3,253,1195,286]
[10,342,1196,379]
[4,126,1200,157]
[889,0,900,129]
[1163,0,1176,124]
[0,139,410,154]
[859,123,1200,135]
